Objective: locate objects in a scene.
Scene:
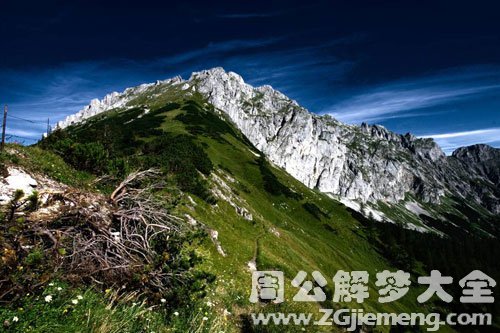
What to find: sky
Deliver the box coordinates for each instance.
[0,0,499,154]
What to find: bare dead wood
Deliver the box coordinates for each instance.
[110,169,161,203]
[0,168,195,301]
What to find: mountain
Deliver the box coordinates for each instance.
[1,67,499,332]
[453,144,500,188]
[57,67,500,232]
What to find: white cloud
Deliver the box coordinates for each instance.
[322,66,500,124]
[419,128,500,154]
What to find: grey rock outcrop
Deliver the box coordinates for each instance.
[191,68,498,210]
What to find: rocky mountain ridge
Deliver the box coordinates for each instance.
[55,67,500,214]
[452,144,500,187]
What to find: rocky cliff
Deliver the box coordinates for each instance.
[55,67,500,214]
[191,68,499,213]
[452,144,500,187]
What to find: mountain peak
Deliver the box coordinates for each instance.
[190,67,248,87]
[191,66,229,77]
[452,143,498,158]
[52,69,498,215]
[452,144,500,191]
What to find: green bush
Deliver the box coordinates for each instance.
[302,202,329,220]
[26,191,39,211]
[257,156,302,200]
[40,135,108,175]
[24,248,44,266]
[143,134,215,203]
[70,142,108,174]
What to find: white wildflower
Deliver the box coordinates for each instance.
[202,316,208,321]
[173,311,179,316]
[77,295,83,300]
[71,299,78,305]
[44,295,53,303]
[57,287,62,291]
[160,298,166,303]
[12,316,19,322]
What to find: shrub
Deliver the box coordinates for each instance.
[143,134,214,202]
[25,191,39,211]
[69,142,108,174]
[302,202,329,220]
[24,248,44,266]
[257,156,302,200]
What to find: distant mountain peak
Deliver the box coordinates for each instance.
[452,144,500,189]
[452,143,499,158]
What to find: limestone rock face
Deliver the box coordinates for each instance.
[56,91,125,129]
[54,67,500,213]
[191,68,498,211]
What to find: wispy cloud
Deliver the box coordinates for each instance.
[6,127,42,138]
[153,38,281,66]
[323,66,500,124]
[419,128,500,154]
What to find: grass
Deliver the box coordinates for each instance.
[0,281,227,333]
[0,282,164,333]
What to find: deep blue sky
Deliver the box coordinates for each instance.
[1,0,499,153]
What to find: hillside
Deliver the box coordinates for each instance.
[56,68,500,235]
[0,68,498,332]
